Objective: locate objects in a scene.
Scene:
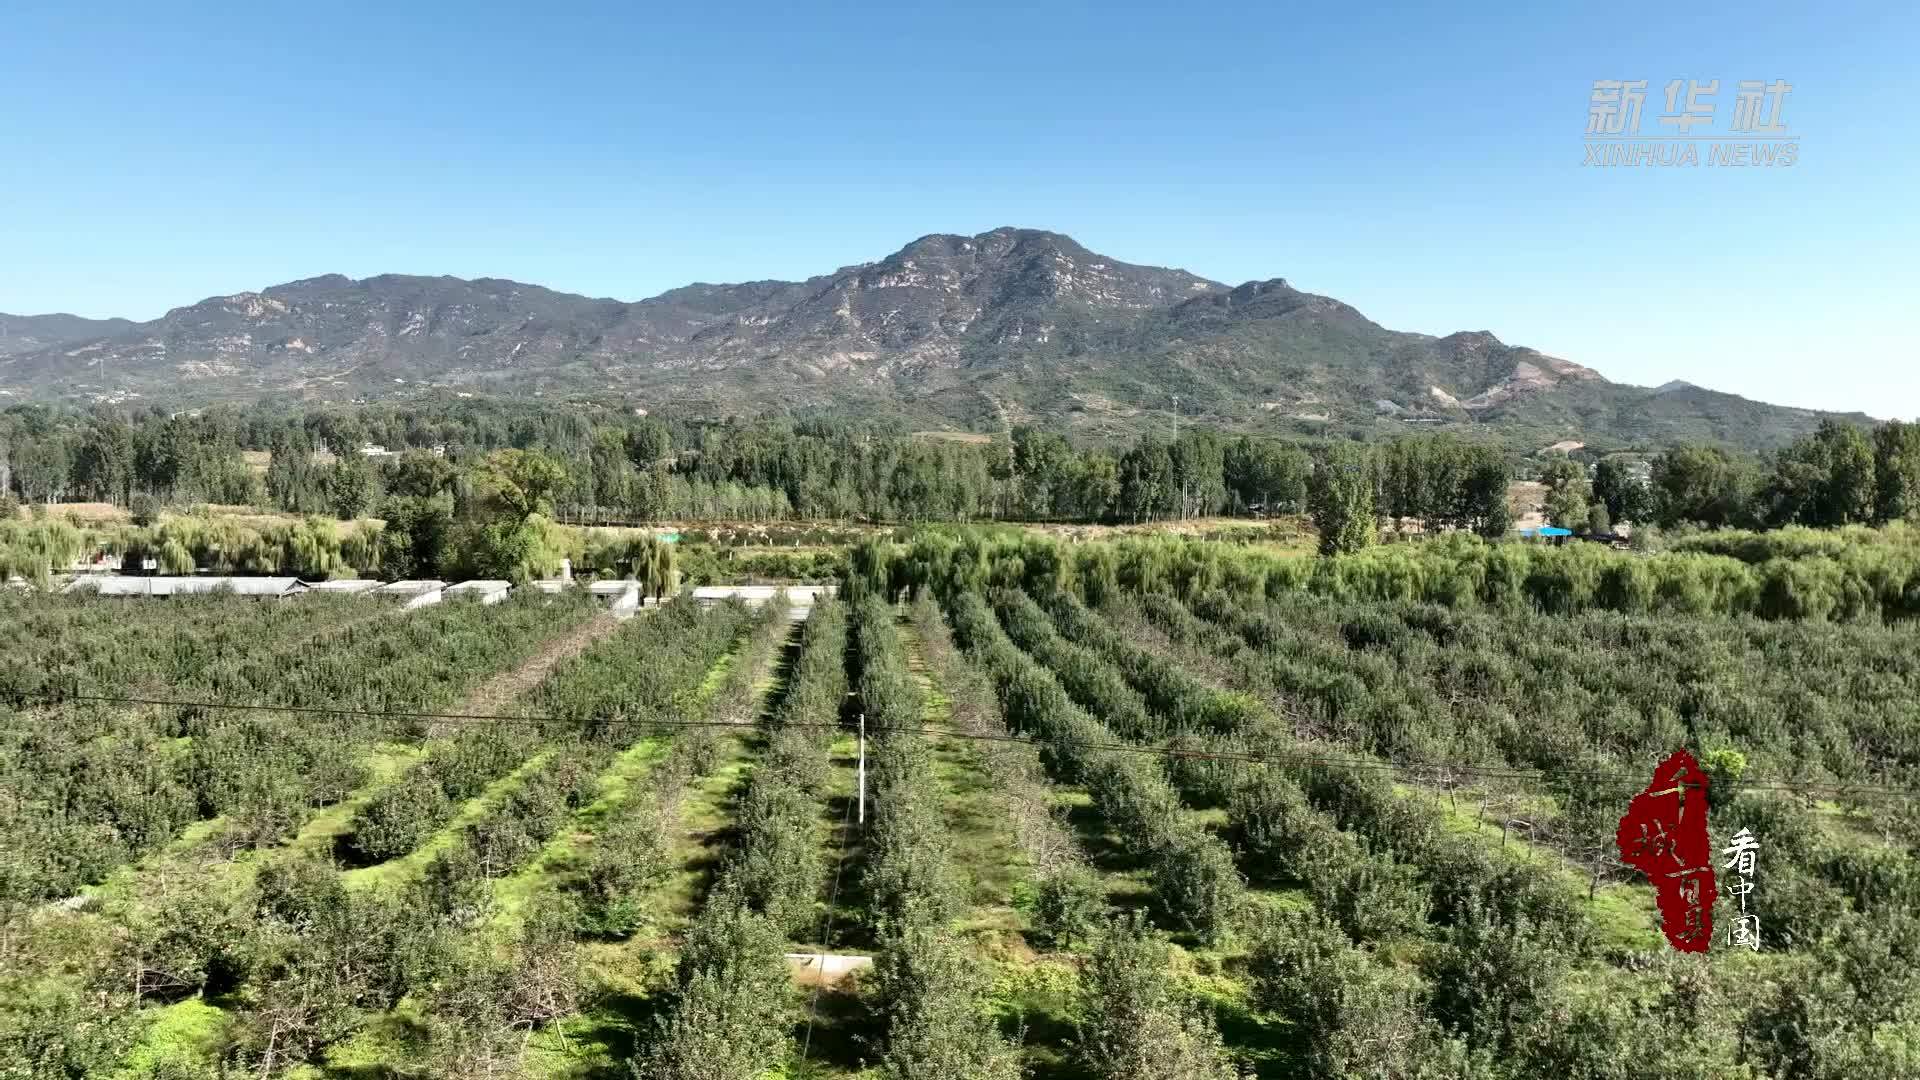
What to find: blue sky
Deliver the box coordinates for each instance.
[3,2,1915,417]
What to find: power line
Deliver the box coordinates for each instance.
[17,688,1920,801]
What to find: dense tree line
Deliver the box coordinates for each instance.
[13,400,1920,553]
[0,407,262,507]
[1617,419,1920,531]
[4,401,1529,535]
[908,526,1920,623]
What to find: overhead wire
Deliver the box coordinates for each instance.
[12,688,1920,800]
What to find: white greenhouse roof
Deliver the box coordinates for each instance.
[64,576,307,598]
[693,585,836,604]
[306,579,383,594]
[445,579,512,594]
[373,579,447,597]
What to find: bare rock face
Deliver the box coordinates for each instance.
[0,228,1859,449]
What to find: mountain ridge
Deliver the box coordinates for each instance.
[0,227,1869,450]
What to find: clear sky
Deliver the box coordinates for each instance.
[3,2,1915,417]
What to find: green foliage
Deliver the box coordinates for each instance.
[1032,864,1104,948]
[1248,907,1465,1079]
[1652,443,1761,528]
[855,597,963,931]
[0,591,591,902]
[128,491,160,527]
[636,888,794,1080]
[1545,485,1590,531]
[1874,419,1920,523]
[326,456,380,520]
[871,920,1023,1080]
[1424,902,1567,1056]
[446,518,559,583]
[1699,748,1746,808]
[1075,914,1238,1080]
[1592,456,1653,524]
[227,859,446,1072]
[1310,443,1376,555]
[0,990,147,1078]
[347,764,455,863]
[474,448,570,525]
[1585,501,1611,536]
[418,904,584,1079]
[585,532,679,601]
[577,796,674,936]
[378,492,455,579]
[1378,434,1511,537]
[104,514,384,578]
[559,596,784,935]
[942,585,1244,944]
[1743,909,1920,1079]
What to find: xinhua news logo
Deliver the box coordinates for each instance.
[1584,79,1797,167]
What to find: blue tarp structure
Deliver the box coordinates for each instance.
[1518,526,1573,538]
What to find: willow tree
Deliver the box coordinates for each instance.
[590,532,678,603]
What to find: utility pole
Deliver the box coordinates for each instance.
[856,711,866,826]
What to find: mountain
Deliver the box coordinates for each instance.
[0,228,1867,450]
[0,312,136,356]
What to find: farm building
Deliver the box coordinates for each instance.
[63,576,308,599]
[306,579,383,596]
[693,584,834,620]
[530,558,578,595]
[374,580,446,597]
[584,579,643,619]
[445,580,513,604]
[691,585,836,605]
[373,580,447,609]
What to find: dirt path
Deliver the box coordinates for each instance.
[446,611,626,721]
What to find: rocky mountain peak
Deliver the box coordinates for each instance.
[0,229,1863,450]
